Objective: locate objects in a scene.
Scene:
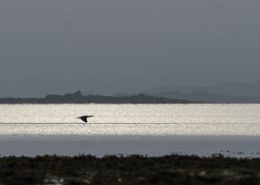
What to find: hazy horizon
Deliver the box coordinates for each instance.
[1,80,260,99]
[1,0,260,97]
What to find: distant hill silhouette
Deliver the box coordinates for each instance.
[147,81,260,103]
[0,91,196,104]
[151,91,260,103]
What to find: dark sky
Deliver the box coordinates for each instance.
[0,0,260,97]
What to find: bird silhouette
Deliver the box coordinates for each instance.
[78,115,94,123]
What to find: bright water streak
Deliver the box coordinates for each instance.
[0,104,260,136]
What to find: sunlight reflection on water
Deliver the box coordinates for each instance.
[0,104,260,136]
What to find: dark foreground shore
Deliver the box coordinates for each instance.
[1,154,260,185]
[1,135,260,157]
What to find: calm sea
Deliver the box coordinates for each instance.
[0,104,259,136]
[1,104,260,156]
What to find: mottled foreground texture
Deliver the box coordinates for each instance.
[1,155,260,185]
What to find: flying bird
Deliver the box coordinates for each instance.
[78,115,94,123]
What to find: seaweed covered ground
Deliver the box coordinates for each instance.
[1,154,260,185]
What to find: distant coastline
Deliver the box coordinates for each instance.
[0,91,197,104]
[147,82,260,103]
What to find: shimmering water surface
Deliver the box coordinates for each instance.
[0,104,260,136]
[1,104,260,156]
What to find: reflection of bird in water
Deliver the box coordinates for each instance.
[78,115,94,123]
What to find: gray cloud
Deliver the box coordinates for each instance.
[0,0,259,97]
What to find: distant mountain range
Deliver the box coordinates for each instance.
[147,82,260,103]
[0,91,195,104]
[1,81,260,104]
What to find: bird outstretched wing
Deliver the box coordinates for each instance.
[78,115,94,123]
